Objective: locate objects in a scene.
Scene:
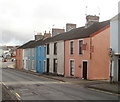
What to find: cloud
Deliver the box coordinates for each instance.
[0,0,119,45]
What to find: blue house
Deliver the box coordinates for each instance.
[35,45,46,73]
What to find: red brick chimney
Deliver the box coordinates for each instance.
[44,31,51,38]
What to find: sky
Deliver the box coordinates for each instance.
[0,0,120,46]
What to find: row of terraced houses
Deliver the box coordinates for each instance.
[16,14,120,82]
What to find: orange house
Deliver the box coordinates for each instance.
[16,49,23,70]
[64,19,110,80]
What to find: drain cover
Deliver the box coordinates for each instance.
[18,88,36,96]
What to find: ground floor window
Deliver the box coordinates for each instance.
[70,60,75,76]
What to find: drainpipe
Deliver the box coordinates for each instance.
[90,37,92,59]
[110,60,113,83]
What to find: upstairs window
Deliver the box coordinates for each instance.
[79,40,83,54]
[39,47,42,56]
[32,49,34,57]
[44,47,46,56]
[47,44,49,55]
[54,42,57,55]
[70,41,74,55]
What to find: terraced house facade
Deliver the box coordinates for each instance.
[16,15,117,81]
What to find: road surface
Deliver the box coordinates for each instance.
[2,68,119,101]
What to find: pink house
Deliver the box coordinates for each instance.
[64,16,110,80]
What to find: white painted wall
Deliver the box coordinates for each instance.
[110,14,120,54]
[46,41,64,75]
[110,14,120,82]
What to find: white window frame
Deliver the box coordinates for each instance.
[69,59,75,76]
[69,40,74,55]
[78,39,84,55]
[54,42,57,55]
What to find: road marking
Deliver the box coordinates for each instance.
[2,82,9,89]
[15,93,21,98]
[2,82,22,100]
[88,88,120,96]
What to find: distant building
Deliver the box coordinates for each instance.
[1,46,18,59]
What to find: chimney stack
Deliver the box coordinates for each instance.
[44,31,51,38]
[52,28,65,36]
[35,33,44,40]
[66,23,76,32]
[85,15,99,28]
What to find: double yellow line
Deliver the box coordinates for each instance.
[2,82,22,100]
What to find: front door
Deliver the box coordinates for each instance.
[83,61,87,80]
[53,59,57,73]
[46,58,49,73]
[118,59,120,81]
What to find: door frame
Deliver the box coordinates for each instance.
[82,60,88,79]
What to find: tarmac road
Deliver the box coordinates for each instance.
[2,68,119,101]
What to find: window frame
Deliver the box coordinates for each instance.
[78,39,84,55]
[69,59,75,76]
[54,42,57,55]
[69,40,74,55]
[46,44,49,55]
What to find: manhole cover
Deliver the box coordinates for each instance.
[18,88,36,96]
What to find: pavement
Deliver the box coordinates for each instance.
[14,68,120,96]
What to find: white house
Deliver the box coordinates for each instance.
[46,40,64,75]
[110,13,120,82]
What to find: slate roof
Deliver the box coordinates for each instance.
[19,20,110,48]
[33,20,110,47]
[18,40,35,49]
